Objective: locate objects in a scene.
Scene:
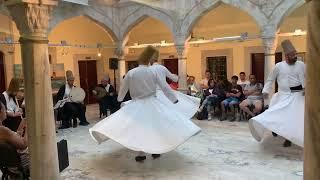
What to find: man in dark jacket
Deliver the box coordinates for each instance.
[93,76,118,117]
[56,70,89,129]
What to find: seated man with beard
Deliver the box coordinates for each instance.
[93,75,119,117]
[56,70,89,129]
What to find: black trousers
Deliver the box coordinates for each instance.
[99,96,119,114]
[60,102,87,126]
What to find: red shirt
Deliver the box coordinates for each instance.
[169,82,178,90]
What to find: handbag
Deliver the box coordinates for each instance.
[57,139,69,172]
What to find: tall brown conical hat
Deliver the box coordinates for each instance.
[138,46,158,64]
[281,39,296,54]
[66,70,74,81]
[150,50,159,63]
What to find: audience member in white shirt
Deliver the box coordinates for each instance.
[237,72,250,90]
[0,78,23,132]
[199,70,212,89]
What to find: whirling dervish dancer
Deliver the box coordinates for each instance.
[249,40,305,147]
[149,50,200,118]
[122,50,200,118]
[89,46,201,162]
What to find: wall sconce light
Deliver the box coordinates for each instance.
[61,40,67,46]
[293,29,306,36]
[97,43,102,57]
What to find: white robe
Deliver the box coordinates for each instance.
[89,65,201,154]
[249,61,305,147]
[150,63,201,118]
[122,63,201,118]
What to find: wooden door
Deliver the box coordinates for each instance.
[163,59,178,83]
[251,53,265,84]
[0,52,5,93]
[78,60,97,104]
[252,52,282,86]
[163,59,178,74]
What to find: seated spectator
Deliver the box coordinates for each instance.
[0,102,29,173]
[239,74,264,118]
[199,70,212,89]
[93,75,118,116]
[220,76,243,121]
[56,70,89,129]
[0,78,23,132]
[237,72,250,90]
[187,76,201,98]
[197,79,226,120]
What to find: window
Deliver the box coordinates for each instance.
[206,56,227,80]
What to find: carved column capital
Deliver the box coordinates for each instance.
[262,36,278,56]
[5,2,57,39]
[114,47,128,59]
[175,43,189,60]
[260,23,279,55]
[175,45,185,57]
[261,24,277,38]
[114,39,128,59]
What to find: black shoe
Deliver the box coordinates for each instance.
[79,121,90,126]
[283,140,292,147]
[272,132,278,137]
[220,114,227,121]
[73,119,78,128]
[229,117,236,122]
[58,125,70,129]
[151,154,161,159]
[135,156,146,162]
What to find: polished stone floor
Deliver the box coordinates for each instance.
[55,104,303,180]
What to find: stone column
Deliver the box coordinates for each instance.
[261,28,278,105]
[114,41,128,91]
[262,35,278,84]
[5,1,60,180]
[175,44,188,92]
[304,0,320,179]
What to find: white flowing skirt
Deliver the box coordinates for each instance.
[90,95,201,154]
[249,91,304,147]
[122,90,201,118]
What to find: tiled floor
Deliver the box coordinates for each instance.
[56,104,303,180]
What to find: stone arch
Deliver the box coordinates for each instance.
[271,0,305,29]
[179,0,267,41]
[49,6,119,42]
[119,6,175,41]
